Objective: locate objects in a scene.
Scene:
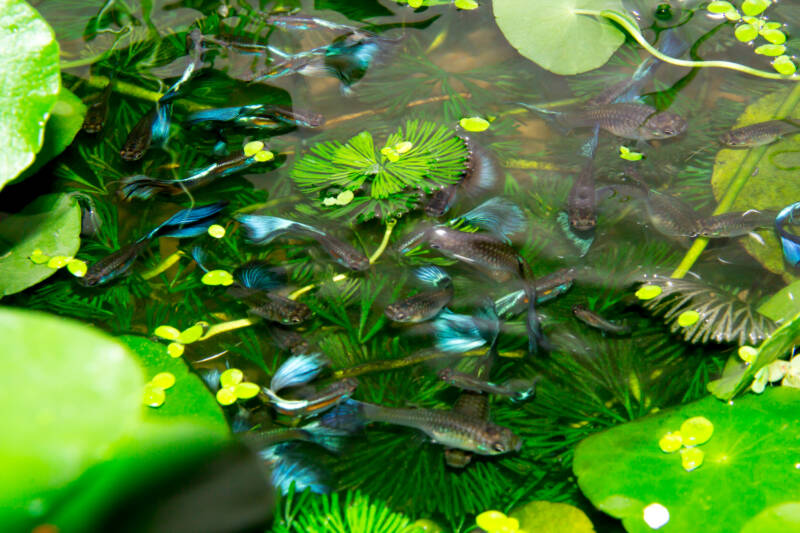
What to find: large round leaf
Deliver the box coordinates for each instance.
[0,0,61,189]
[493,0,626,75]
[0,307,145,529]
[0,193,82,298]
[710,88,800,282]
[573,387,800,533]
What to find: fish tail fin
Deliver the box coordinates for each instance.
[234,260,288,290]
[777,202,800,266]
[190,246,211,273]
[414,265,451,288]
[120,175,166,200]
[397,226,432,253]
[580,126,600,159]
[235,214,322,244]
[270,353,327,392]
[508,376,541,402]
[151,102,173,145]
[449,197,527,243]
[264,450,330,494]
[320,398,366,432]
[522,274,549,355]
[510,102,560,117]
[146,201,227,240]
[187,106,243,125]
[301,421,349,453]
[433,309,487,353]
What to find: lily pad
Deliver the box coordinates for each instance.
[0,307,145,530]
[17,87,87,181]
[574,387,800,533]
[492,0,626,75]
[0,0,61,190]
[509,500,596,532]
[710,88,800,282]
[118,335,229,436]
[0,193,81,297]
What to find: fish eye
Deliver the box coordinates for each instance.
[492,442,506,452]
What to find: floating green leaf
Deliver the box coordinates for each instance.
[574,387,800,533]
[755,44,786,57]
[17,88,87,181]
[741,0,770,17]
[734,23,758,42]
[291,120,467,223]
[710,88,800,281]
[492,0,626,76]
[707,1,736,14]
[760,28,787,45]
[741,503,800,533]
[0,0,61,190]
[0,193,81,297]
[773,55,796,76]
[0,308,145,530]
[509,500,596,532]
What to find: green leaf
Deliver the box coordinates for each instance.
[0,193,81,297]
[574,387,800,533]
[0,0,61,190]
[117,335,229,437]
[741,503,800,533]
[734,23,758,42]
[509,501,596,532]
[492,0,626,76]
[755,44,786,57]
[711,88,800,282]
[16,88,86,181]
[0,308,145,530]
[760,28,787,45]
[706,1,736,13]
[757,280,800,322]
[773,55,796,76]
[741,0,770,17]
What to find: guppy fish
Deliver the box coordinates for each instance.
[720,119,800,148]
[519,102,687,141]
[695,209,776,238]
[121,144,273,200]
[324,398,521,456]
[385,266,453,323]
[268,326,312,355]
[236,214,369,271]
[81,202,226,286]
[120,105,171,161]
[82,79,113,134]
[242,422,348,454]
[425,134,499,218]
[263,14,358,33]
[231,261,311,325]
[495,267,577,317]
[438,368,539,401]
[776,202,800,266]
[572,304,630,335]
[445,352,494,468]
[568,127,599,232]
[262,354,357,416]
[187,104,324,129]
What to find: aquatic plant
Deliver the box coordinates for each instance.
[292,119,468,223]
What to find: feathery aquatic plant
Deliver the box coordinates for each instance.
[291,120,468,223]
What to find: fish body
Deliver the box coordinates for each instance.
[385,266,453,323]
[82,81,113,134]
[427,227,522,282]
[695,209,776,238]
[236,214,369,271]
[237,290,311,325]
[264,15,357,32]
[188,104,324,129]
[354,401,520,455]
[268,326,312,355]
[557,103,687,141]
[242,422,348,453]
[720,119,800,148]
[572,304,630,334]
[120,105,171,161]
[425,186,458,218]
[644,189,700,237]
[568,129,599,231]
[80,240,148,287]
[263,378,358,416]
[438,368,539,400]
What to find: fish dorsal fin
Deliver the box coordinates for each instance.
[449,197,526,243]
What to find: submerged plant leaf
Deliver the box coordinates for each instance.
[291,120,467,223]
[0,308,145,530]
[757,280,800,322]
[640,276,776,345]
[0,0,61,189]
[574,387,800,533]
[492,0,626,75]
[0,193,81,297]
[509,500,595,532]
[710,88,800,282]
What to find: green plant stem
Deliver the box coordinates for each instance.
[573,9,800,81]
[197,317,260,342]
[503,159,571,171]
[671,82,800,278]
[84,75,212,113]
[234,195,303,215]
[141,251,184,280]
[288,220,397,300]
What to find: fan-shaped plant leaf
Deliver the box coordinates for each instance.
[710,88,800,282]
[640,276,776,345]
[492,0,626,76]
[574,387,800,533]
[291,120,467,223]
[0,0,60,190]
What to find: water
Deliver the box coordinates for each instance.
[9,0,800,531]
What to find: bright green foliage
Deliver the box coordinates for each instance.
[711,88,800,282]
[291,120,467,223]
[0,308,145,531]
[741,0,770,17]
[492,0,626,76]
[755,44,786,56]
[773,55,796,75]
[735,23,759,42]
[758,280,800,322]
[508,500,595,532]
[274,489,421,533]
[0,0,60,190]
[707,1,736,13]
[574,387,800,533]
[17,88,86,181]
[0,193,81,297]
